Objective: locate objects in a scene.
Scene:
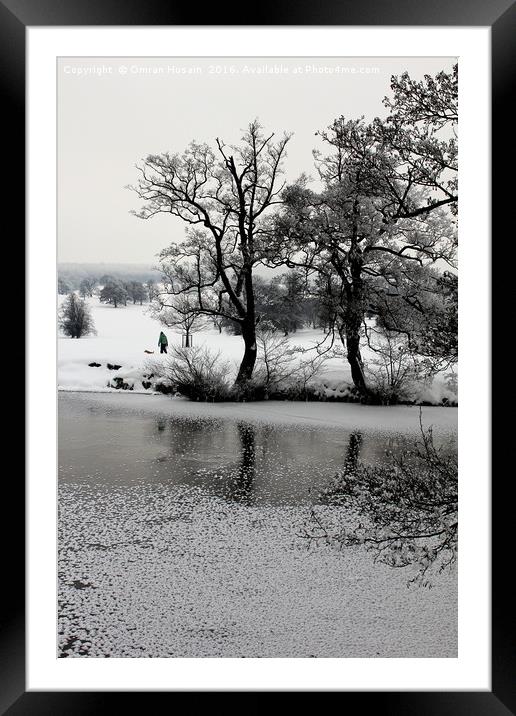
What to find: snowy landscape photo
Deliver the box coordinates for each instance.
[57,57,458,658]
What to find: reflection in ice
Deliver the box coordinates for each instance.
[59,396,456,506]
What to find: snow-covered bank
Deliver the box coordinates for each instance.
[58,296,457,404]
[61,391,457,434]
[58,484,457,658]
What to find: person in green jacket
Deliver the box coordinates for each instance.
[158,331,168,354]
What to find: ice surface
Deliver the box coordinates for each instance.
[58,483,457,658]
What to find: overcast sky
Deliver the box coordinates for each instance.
[58,56,455,265]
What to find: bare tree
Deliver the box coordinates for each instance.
[79,277,97,298]
[126,280,148,305]
[152,294,207,348]
[58,277,71,295]
[129,120,291,385]
[100,280,128,308]
[146,279,157,302]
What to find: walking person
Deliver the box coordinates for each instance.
[158,331,168,354]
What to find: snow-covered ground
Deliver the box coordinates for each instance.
[58,297,353,393]
[58,296,457,404]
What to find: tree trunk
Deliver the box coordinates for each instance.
[345,323,368,393]
[235,320,257,385]
[234,267,257,386]
[342,249,369,395]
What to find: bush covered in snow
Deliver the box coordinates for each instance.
[147,331,347,403]
[303,416,458,586]
[155,345,233,401]
[359,331,458,406]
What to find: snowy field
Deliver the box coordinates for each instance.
[57,296,356,394]
[58,296,457,404]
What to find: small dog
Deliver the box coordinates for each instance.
[144,349,154,354]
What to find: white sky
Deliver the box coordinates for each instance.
[58,56,455,265]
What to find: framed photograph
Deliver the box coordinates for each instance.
[3,0,510,709]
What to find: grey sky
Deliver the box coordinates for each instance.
[58,56,455,265]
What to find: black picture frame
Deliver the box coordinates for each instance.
[2,0,510,710]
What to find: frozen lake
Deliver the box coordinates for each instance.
[58,392,458,658]
[59,392,457,505]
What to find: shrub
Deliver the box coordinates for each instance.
[267,382,324,401]
[301,414,458,586]
[253,325,298,393]
[149,329,359,403]
[160,345,232,401]
[252,323,338,400]
[364,333,432,404]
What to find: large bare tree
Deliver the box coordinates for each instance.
[130,121,291,384]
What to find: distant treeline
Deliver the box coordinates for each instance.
[58,263,160,289]
[57,264,342,331]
